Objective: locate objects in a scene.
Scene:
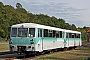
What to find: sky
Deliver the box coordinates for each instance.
[0,0,90,28]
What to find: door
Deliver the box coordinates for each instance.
[66,32,69,47]
[38,28,43,52]
[64,32,69,47]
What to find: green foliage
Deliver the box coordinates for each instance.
[82,32,87,41]
[77,27,88,41]
[0,2,88,42]
[16,3,22,8]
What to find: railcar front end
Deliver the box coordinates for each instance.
[9,27,38,53]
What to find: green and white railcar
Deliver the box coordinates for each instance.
[9,23,82,53]
[64,30,82,48]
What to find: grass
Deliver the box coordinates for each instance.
[0,38,9,51]
[37,48,90,60]
[0,42,9,51]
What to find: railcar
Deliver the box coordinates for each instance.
[9,23,82,53]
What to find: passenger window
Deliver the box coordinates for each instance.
[48,30,53,37]
[69,33,72,38]
[78,34,80,38]
[76,34,80,38]
[56,31,59,38]
[72,34,75,38]
[44,29,48,37]
[60,31,62,38]
[53,30,56,37]
[66,33,68,38]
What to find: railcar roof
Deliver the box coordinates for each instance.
[11,23,64,31]
[65,30,81,34]
[11,23,81,34]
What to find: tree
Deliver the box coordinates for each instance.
[71,24,77,31]
[16,3,22,8]
[58,18,65,28]
[65,23,71,30]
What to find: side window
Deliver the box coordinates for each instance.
[76,34,80,38]
[66,33,68,38]
[44,29,48,37]
[48,30,53,37]
[53,30,56,37]
[38,29,42,37]
[75,34,76,38]
[78,34,80,38]
[60,31,62,38]
[56,31,59,38]
[69,33,71,38]
[72,33,75,38]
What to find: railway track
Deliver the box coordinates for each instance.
[0,51,26,58]
[0,49,65,59]
[0,51,11,55]
[0,43,90,60]
[0,49,75,60]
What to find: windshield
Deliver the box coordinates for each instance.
[18,28,28,37]
[11,28,35,37]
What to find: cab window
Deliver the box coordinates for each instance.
[29,28,35,37]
